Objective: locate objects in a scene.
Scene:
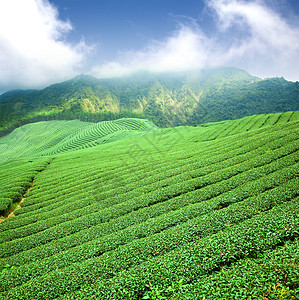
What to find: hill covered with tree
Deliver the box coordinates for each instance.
[0,67,298,136]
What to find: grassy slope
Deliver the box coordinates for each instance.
[0,118,157,162]
[0,112,298,299]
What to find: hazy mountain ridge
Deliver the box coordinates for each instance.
[0,89,38,100]
[0,67,298,136]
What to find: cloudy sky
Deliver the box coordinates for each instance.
[0,0,299,93]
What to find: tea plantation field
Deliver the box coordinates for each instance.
[0,111,298,299]
[0,118,157,162]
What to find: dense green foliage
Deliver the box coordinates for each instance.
[0,89,37,100]
[1,67,298,136]
[175,238,299,299]
[0,112,298,299]
[0,159,51,215]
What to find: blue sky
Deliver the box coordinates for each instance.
[0,0,299,93]
[51,0,208,62]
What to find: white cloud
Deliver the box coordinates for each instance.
[93,0,299,81]
[208,0,299,80]
[1,0,298,92]
[92,24,215,78]
[0,0,89,91]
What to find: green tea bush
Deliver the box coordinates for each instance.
[173,238,299,299]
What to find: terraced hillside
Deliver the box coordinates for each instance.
[0,111,298,299]
[0,118,156,162]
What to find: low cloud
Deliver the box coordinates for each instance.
[208,0,299,80]
[1,0,298,93]
[0,0,89,92]
[92,24,215,77]
[93,0,299,81]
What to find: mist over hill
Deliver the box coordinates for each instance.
[0,67,298,136]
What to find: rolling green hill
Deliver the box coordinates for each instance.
[0,112,298,299]
[0,118,156,162]
[1,67,298,136]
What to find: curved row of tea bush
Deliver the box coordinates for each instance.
[1,154,297,270]
[0,120,89,162]
[42,118,157,155]
[0,113,298,299]
[0,118,157,161]
[5,123,299,232]
[57,198,299,300]
[0,159,52,215]
[3,189,298,299]
[1,126,279,226]
[171,238,299,299]
[0,170,298,292]
[1,134,297,252]
[1,112,297,163]
[188,112,298,143]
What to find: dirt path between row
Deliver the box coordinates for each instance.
[0,183,33,224]
[0,198,25,223]
[0,160,53,224]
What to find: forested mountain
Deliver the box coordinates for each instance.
[0,67,298,136]
[0,89,38,100]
